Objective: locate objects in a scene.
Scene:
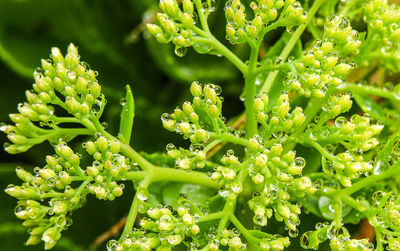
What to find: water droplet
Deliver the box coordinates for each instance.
[274,56,283,65]
[67,71,77,81]
[289,229,299,237]
[335,116,347,127]
[161,113,171,121]
[119,97,126,106]
[286,25,298,34]
[175,46,187,57]
[294,157,306,168]
[46,177,56,187]
[106,240,119,251]
[166,143,176,151]
[300,231,311,248]
[136,188,149,201]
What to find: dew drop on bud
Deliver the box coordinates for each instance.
[335,116,347,127]
[161,113,171,121]
[119,97,126,106]
[166,143,176,151]
[227,149,235,156]
[106,240,119,251]
[300,231,311,248]
[294,157,306,168]
[175,46,187,57]
[136,188,149,201]
[289,229,299,238]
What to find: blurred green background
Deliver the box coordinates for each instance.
[0,0,246,250]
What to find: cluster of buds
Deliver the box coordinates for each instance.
[320,93,353,121]
[253,92,306,139]
[245,141,316,235]
[301,224,373,250]
[287,15,360,98]
[259,236,290,251]
[311,113,383,152]
[166,143,206,170]
[1,44,103,154]
[4,142,90,249]
[146,0,217,57]
[211,149,243,200]
[83,136,128,200]
[368,191,400,248]
[35,44,103,118]
[215,228,246,250]
[328,226,373,251]
[224,0,307,44]
[162,81,224,142]
[362,0,400,71]
[115,203,202,250]
[310,113,383,186]
[106,231,160,251]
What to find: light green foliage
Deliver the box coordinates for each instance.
[2,0,400,250]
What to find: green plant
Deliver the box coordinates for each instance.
[2,0,400,250]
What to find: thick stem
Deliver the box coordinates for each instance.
[244,45,259,138]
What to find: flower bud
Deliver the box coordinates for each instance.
[90,82,101,98]
[190,81,202,97]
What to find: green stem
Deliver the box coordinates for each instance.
[120,180,150,240]
[259,0,327,94]
[337,83,400,104]
[148,167,218,188]
[91,119,155,171]
[194,0,210,33]
[230,214,260,244]
[208,132,248,147]
[204,139,223,153]
[244,44,259,138]
[198,211,224,223]
[193,36,247,75]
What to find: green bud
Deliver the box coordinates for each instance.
[162,119,176,131]
[16,167,33,182]
[18,105,39,121]
[52,77,65,92]
[271,143,283,156]
[51,47,64,64]
[182,101,194,115]
[26,235,42,246]
[254,98,265,111]
[95,136,108,152]
[76,77,88,94]
[233,10,246,28]
[182,0,194,13]
[209,105,219,117]
[190,81,202,97]
[7,134,28,145]
[85,141,97,155]
[65,97,80,114]
[109,141,121,154]
[113,186,123,197]
[228,236,243,249]
[334,63,352,75]
[90,82,101,98]
[181,13,194,28]
[42,227,61,248]
[191,129,205,142]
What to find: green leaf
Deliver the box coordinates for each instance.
[353,94,386,121]
[118,85,135,144]
[162,183,215,209]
